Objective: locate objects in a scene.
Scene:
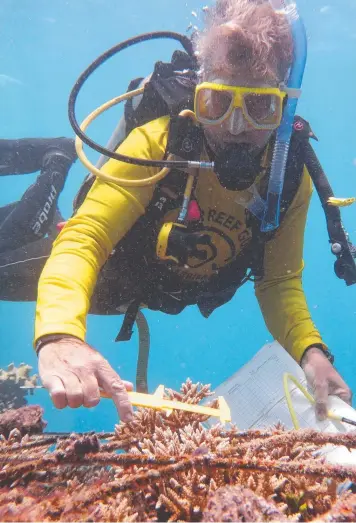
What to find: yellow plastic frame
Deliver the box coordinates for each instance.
[194,82,287,130]
[21,384,231,424]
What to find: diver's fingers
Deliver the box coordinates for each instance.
[51,371,84,409]
[95,364,133,422]
[99,380,133,399]
[122,380,134,392]
[313,378,329,421]
[331,385,353,406]
[341,388,353,405]
[110,380,134,422]
[41,374,68,409]
[79,373,101,408]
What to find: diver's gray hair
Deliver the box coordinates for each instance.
[194,0,294,82]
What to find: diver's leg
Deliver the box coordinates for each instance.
[0,137,76,176]
[0,141,77,253]
[0,237,53,301]
[0,202,17,223]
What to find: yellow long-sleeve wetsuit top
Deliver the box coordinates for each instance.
[35,116,326,363]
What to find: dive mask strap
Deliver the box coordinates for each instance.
[279,83,302,99]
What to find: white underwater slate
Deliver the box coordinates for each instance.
[206,341,356,465]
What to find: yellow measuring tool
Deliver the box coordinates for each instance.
[21,384,231,424]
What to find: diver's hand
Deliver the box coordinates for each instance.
[37,337,134,422]
[301,346,352,421]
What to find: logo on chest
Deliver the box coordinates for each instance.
[179,207,252,271]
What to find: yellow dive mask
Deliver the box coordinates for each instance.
[194,82,288,130]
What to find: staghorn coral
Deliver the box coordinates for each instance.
[322,492,356,522]
[202,485,286,521]
[0,379,354,521]
[0,363,38,413]
[114,379,218,448]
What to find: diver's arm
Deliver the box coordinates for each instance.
[34,117,170,344]
[255,167,327,363]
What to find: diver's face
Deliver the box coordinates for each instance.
[202,65,278,153]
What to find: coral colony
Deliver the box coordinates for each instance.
[0,365,355,522]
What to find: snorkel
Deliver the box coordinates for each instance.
[261,0,307,232]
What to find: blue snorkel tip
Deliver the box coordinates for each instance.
[261,1,308,233]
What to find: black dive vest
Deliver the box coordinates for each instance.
[97,114,315,322]
[72,51,355,343]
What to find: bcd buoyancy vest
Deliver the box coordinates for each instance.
[72,49,356,341]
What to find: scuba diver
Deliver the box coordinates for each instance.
[6,0,356,423]
[0,137,77,300]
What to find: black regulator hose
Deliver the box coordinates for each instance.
[68,31,197,169]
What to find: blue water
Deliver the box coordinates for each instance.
[0,0,355,433]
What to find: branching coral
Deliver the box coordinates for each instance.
[0,379,354,522]
[0,363,38,413]
[202,485,286,521]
